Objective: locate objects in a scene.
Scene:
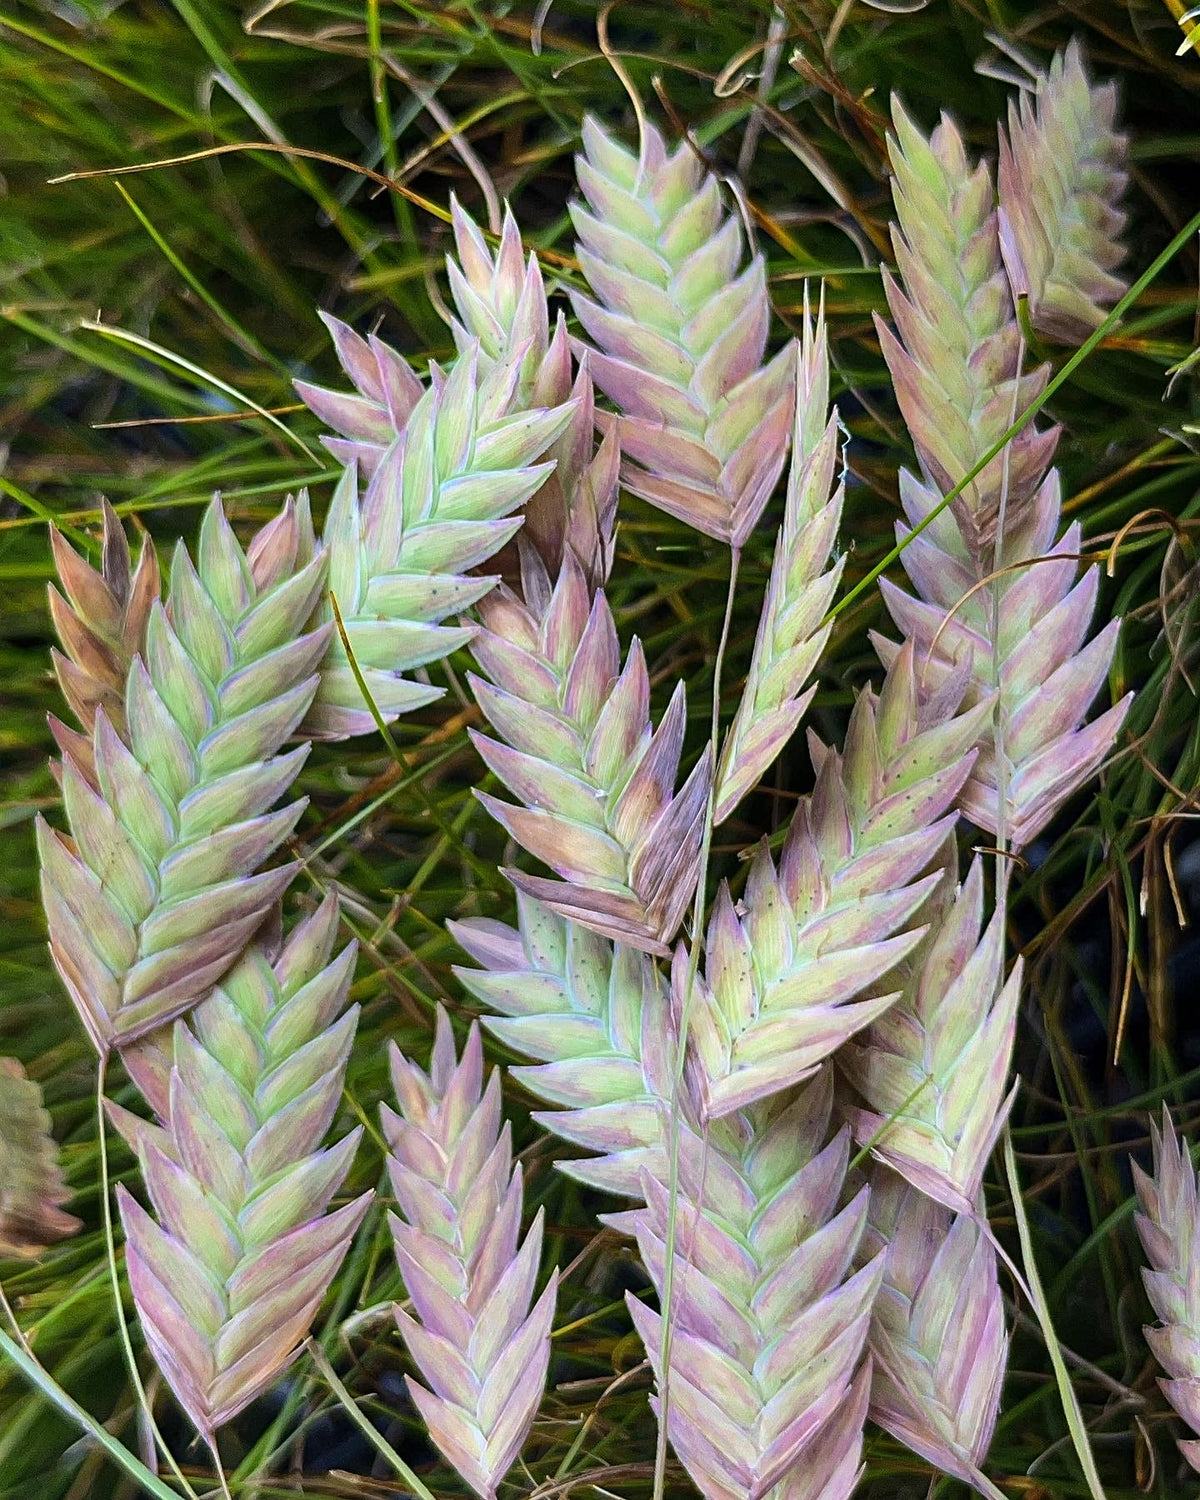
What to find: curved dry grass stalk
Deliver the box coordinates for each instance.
[840,857,1022,1213]
[0,1058,79,1258]
[383,1008,558,1500]
[39,495,328,1053]
[114,895,371,1443]
[864,1167,1007,1493]
[998,40,1128,344]
[714,294,844,824]
[606,1069,880,1500]
[570,115,794,547]
[47,498,160,788]
[1133,1108,1200,1471]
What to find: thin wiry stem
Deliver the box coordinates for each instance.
[96,1061,200,1500]
[653,544,741,1500]
[305,1339,440,1500]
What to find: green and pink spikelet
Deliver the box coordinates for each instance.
[875,99,1056,560]
[1133,1108,1200,1472]
[114,895,371,1443]
[864,1168,1007,1493]
[714,292,844,823]
[570,115,794,548]
[46,498,160,789]
[466,426,711,956]
[450,891,673,1198]
[607,1068,880,1500]
[683,643,989,1118]
[303,344,574,739]
[383,1008,558,1500]
[840,857,1021,1214]
[998,40,1128,344]
[876,100,1131,846]
[295,313,423,475]
[39,494,327,1054]
[0,1057,79,1258]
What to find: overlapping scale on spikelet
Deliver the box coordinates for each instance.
[1133,1108,1200,1471]
[295,312,424,475]
[383,1008,557,1500]
[450,892,672,1197]
[467,503,711,956]
[115,896,371,1442]
[876,101,1057,560]
[840,858,1021,1213]
[878,100,1131,844]
[0,1057,79,1257]
[683,644,990,1118]
[607,1070,881,1500]
[875,468,1132,846]
[47,498,160,788]
[304,345,574,739]
[570,116,794,547]
[445,200,618,578]
[715,296,844,822]
[38,496,328,1053]
[864,1168,1007,1490]
[998,41,1128,344]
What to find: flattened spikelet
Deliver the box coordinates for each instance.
[295,312,423,475]
[877,100,1131,845]
[875,469,1132,846]
[998,40,1128,343]
[865,1168,1007,1489]
[39,495,328,1053]
[571,115,794,547]
[1133,1108,1200,1470]
[116,896,371,1441]
[468,484,710,956]
[304,345,574,739]
[0,1057,79,1257]
[840,857,1021,1213]
[608,1070,880,1500]
[450,891,673,1197]
[47,498,160,787]
[684,644,989,1118]
[876,100,1056,560]
[384,1008,557,1500]
[715,294,844,822]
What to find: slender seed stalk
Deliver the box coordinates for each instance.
[652,545,740,1500]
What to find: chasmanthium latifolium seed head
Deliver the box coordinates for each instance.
[998,40,1129,344]
[47,497,160,788]
[383,1008,557,1500]
[840,856,1022,1214]
[1133,1109,1200,1472]
[114,896,370,1443]
[0,1057,79,1258]
[570,114,795,548]
[606,1068,881,1500]
[875,97,1131,847]
[451,891,674,1198]
[302,344,575,740]
[864,1167,1007,1489]
[39,494,328,1056]
[714,292,845,824]
[467,462,711,957]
